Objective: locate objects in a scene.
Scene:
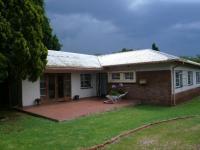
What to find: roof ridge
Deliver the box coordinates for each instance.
[148,49,180,59]
[98,49,151,57]
[48,50,98,57]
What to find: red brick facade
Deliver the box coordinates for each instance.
[175,87,200,104]
[109,70,172,105]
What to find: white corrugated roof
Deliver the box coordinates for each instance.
[47,50,101,69]
[98,49,180,67]
[47,49,200,69]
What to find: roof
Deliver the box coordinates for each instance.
[47,50,101,69]
[98,49,180,67]
[47,49,200,70]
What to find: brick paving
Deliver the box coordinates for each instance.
[22,98,137,122]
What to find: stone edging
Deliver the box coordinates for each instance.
[84,115,197,150]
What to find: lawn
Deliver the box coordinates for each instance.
[0,97,200,150]
[106,117,200,150]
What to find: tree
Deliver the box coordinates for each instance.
[120,48,134,52]
[42,17,62,50]
[181,55,200,63]
[0,0,60,83]
[112,48,135,53]
[152,43,160,51]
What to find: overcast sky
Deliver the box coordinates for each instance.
[45,0,200,56]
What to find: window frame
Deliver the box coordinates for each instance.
[175,70,183,89]
[111,73,121,80]
[80,74,92,89]
[108,71,136,83]
[124,72,134,80]
[40,76,47,96]
[188,71,193,86]
[196,72,200,84]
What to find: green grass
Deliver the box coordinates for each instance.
[0,97,200,150]
[106,117,200,150]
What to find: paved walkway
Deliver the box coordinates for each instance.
[22,98,137,122]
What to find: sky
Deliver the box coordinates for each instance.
[45,0,200,56]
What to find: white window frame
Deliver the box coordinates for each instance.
[40,76,46,96]
[111,73,121,80]
[108,71,136,83]
[188,71,193,86]
[124,72,134,80]
[196,72,200,84]
[80,74,92,89]
[175,71,183,89]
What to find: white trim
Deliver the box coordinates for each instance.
[187,71,193,86]
[80,73,92,89]
[196,72,200,84]
[174,66,200,94]
[175,70,183,89]
[108,71,136,83]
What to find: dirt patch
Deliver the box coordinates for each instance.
[84,116,196,150]
[139,138,156,146]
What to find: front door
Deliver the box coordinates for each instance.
[97,73,108,97]
[47,74,71,100]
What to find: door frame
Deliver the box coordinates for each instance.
[40,73,71,101]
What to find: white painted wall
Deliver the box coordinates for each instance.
[22,79,40,107]
[71,73,97,99]
[174,66,200,94]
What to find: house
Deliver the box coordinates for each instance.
[17,49,200,107]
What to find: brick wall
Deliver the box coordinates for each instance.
[109,70,172,105]
[175,87,200,104]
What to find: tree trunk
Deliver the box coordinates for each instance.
[0,81,9,109]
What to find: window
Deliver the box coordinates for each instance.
[111,73,120,80]
[108,71,136,83]
[188,71,193,86]
[40,76,46,96]
[175,71,183,88]
[80,74,92,88]
[196,72,200,84]
[124,72,134,80]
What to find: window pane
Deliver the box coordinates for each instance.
[112,73,120,80]
[124,72,134,80]
[188,71,193,85]
[80,74,92,88]
[175,71,183,88]
[196,72,200,84]
[40,89,46,96]
[40,75,46,96]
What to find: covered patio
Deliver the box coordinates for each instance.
[22,98,137,122]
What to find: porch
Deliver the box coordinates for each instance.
[22,98,137,122]
[38,72,107,104]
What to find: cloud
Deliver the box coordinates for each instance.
[127,0,171,11]
[172,22,200,30]
[49,13,134,53]
[46,0,200,56]
[164,0,200,3]
[128,0,149,9]
[50,13,119,36]
[127,0,200,11]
